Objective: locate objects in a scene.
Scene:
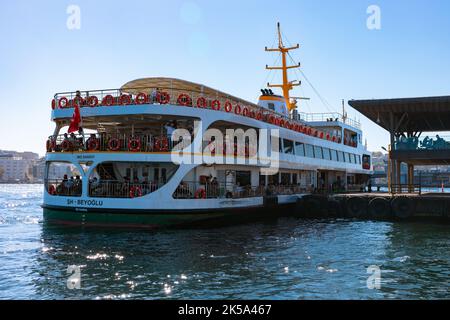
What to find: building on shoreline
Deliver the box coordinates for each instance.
[0,151,39,183]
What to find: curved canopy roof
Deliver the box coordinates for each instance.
[121,77,258,107]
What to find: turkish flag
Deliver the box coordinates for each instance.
[68,104,81,133]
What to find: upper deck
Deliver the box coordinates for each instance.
[50,78,362,149]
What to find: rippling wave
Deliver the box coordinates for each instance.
[0,184,449,299]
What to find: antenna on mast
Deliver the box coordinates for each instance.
[265,22,301,113]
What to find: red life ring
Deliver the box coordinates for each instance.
[108,138,121,151]
[224,101,233,112]
[307,128,312,135]
[332,136,336,142]
[234,105,242,115]
[268,115,275,124]
[119,94,132,105]
[275,118,281,126]
[177,94,192,106]
[129,186,143,198]
[136,93,148,105]
[154,137,169,152]
[87,96,98,107]
[48,185,57,195]
[58,97,69,109]
[242,107,250,117]
[61,140,72,152]
[51,99,56,110]
[249,110,256,118]
[319,132,324,139]
[256,112,263,120]
[211,100,221,110]
[128,138,141,152]
[157,92,171,104]
[196,97,207,108]
[194,188,206,199]
[326,133,330,140]
[103,95,115,106]
[87,138,99,151]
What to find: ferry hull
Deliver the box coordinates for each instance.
[42,204,295,229]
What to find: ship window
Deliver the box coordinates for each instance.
[337,151,344,162]
[295,142,305,157]
[358,155,361,164]
[314,146,323,159]
[323,148,331,160]
[305,144,314,158]
[331,149,338,162]
[352,154,357,164]
[268,103,275,111]
[346,153,352,163]
[292,173,298,184]
[236,171,251,187]
[283,139,294,154]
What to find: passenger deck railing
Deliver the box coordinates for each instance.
[50,87,361,145]
[89,180,165,198]
[390,184,422,195]
[297,112,361,129]
[45,179,82,197]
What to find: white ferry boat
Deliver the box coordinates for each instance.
[43,24,372,228]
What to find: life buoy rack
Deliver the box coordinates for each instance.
[196,97,207,108]
[87,138,99,151]
[224,101,233,112]
[136,93,148,105]
[194,188,206,199]
[48,185,57,196]
[154,137,169,152]
[87,96,99,107]
[108,138,121,151]
[211,100,221,110]
[119,94,132,105]
[128,138,141,152]
[177,94,192,106]
[157,92,170,104]
[61,140,72,152]
[234,104,242,115]
[129,185,143,198]
[103,95,115,106]
[58,97,69,109]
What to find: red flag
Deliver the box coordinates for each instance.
[68,104,81,133]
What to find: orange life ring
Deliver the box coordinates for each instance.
[224,101,233,112]
[136,93,148,105]
[87,138,99,151]
[194,188,206,199]
[48,185,57,196]
[108,138,121,151]
[196,97,207,108]
[119,94,132,105]
[58,97,69,109]
[128,138,141,152]
[87,96,98,107]
[177,94,192,106]
[157,92,171,104]
[129,186,143,198]
[103,95,115,106]
[211,99,221,110]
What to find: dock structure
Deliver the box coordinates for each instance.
[349,96,450,192]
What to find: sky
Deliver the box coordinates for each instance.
[1,0,450,157]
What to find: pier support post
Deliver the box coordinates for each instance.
[396,161,401,192]
[407,164,414,193]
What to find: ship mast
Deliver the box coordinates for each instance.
[265,22,301,112]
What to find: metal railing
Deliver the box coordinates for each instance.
[89,180,165,198]
[298,112,361,129]
[46,133,177,153]
[390,184,422,195]
[45,179,82,197]
[51,87,357,143]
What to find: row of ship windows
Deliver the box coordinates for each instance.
[281,139,362,164]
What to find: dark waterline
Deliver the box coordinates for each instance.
[0,184,449,299]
